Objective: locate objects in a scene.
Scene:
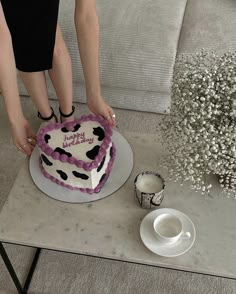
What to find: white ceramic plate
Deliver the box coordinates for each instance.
[29,130,133,203]
[140,208,196,257]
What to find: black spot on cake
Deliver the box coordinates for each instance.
[61,127,70,133]
[61,124,81,133]
[110,146,113,158]
[56,170,68,181]
[54,147,72,157]
[73,124,81,132]
[97,156,106,172]
[99,173,106,184]
[44,134,51,144]
[41,154,53,166]
[86,145,100,160]
[93,127,105,141]
[72,171,89,180]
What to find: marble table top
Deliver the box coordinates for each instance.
[0,131,236,279]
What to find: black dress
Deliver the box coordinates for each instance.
[1,0,60,72]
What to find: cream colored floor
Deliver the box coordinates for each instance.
[0,96,235,294]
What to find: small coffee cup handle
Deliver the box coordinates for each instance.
[181,231,191,240]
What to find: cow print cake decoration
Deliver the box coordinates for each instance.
[44,134,51,144]
[97,156,106,172]
[54,147,72,158]
[37,114,116,194]
[61,124,81,133]
[86,145,100,160]
[57,170,68,181]
[41,154,53,166]
[72,171,89,180]
[93,127,105,141]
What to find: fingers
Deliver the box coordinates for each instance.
[27,137,37,146]
[16,141,32,156]
[87,96,117,127]
[105,107,116,127]
[26,126,37,142]
[29,133,37,142]
[27,127,37,148]
[22,143,34,156]
[15,135,36,156]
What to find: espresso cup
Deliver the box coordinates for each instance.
[134,171,165,209]
[153,213,191,244]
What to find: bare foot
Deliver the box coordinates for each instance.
[38,107,58,127]
[59,106,75,124]
[40,115,58,127]
[60,115,75,123]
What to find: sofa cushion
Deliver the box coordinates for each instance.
[60,0,187,91]
[178,0,236,54]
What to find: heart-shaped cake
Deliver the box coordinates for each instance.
[37,114,116,194]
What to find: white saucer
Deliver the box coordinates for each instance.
[140,208,196,257]
[29,130,133,203]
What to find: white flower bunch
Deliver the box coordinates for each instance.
[160,50,236,196]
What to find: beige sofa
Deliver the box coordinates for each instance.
[19,0,236,114]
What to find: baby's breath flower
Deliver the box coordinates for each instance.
[159,50,236,197]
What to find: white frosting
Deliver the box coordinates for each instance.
[49,121,104,163]
[136,174,163,193]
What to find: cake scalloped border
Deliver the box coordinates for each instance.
[37,114,113,172]
[39,143,116,194]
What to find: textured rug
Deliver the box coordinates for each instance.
[0,96,235,294]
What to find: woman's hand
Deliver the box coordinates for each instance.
[87,95,116,127]
[10,116,37,156]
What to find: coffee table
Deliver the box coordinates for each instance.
[1,131,236,294]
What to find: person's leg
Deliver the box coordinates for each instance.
[3,0,60,124]
[19,25,74,124]
[48,25,74,122]
[18,71,56,122]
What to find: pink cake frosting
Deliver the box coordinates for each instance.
[37,114,116,193]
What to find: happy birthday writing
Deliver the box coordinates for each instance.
[62,132,94,148]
